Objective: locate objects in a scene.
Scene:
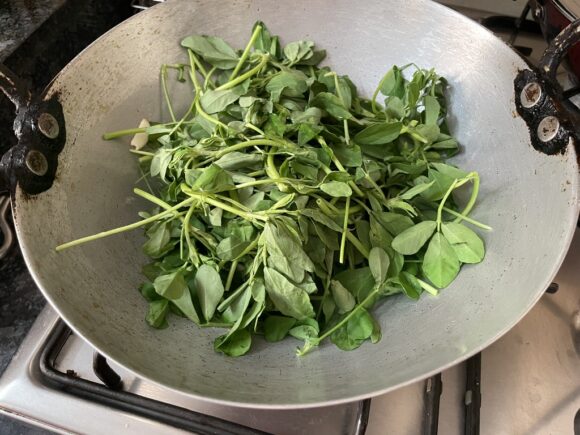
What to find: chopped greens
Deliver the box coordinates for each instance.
[56,22,490,357]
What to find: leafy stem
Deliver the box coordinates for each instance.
[229,24,262,81]
[55,197,195,251]
[298,287,379,356]
[339,197,350,264]
[214,138,289,159]
[215,54,269,92]
[184,191,268,223]
[161,64,177,122]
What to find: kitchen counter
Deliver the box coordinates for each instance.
[0,0,66,62]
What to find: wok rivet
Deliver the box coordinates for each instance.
[25,150,48,176]
[37,112,59,139]
[520,82,542,108]
[537,116,560,142]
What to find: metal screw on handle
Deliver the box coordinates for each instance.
[0,195,13,260]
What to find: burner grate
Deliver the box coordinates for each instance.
[37,319,372,435]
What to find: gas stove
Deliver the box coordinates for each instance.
[0,2,579,434]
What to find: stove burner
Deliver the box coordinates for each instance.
[38,319,372,435]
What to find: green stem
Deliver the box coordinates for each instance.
[371,70,392,113]
[214,54,269,92]
[443,207,491,230]
[339,197,350,264]
[161,65,177,122]
[417,278,439,296]
[185,191,267,222]
[103,127,148,140]
[229,24,262,81]
[129,149,155,156]
[195,99,231,131]
[215,139,288,159]
[436,179,459,232]
[55,197,194,251]
[218,282,249,312]
[225,259,238,292]
[345,231,370,258]
[183,204,201,266]
[188,51,209,81]
[454,172,480,224]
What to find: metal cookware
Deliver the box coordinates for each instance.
[0,0,578,408]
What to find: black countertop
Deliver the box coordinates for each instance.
[0,0,67,62]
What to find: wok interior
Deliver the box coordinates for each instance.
[14,0,578,407]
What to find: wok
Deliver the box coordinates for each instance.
[0,0,578,408]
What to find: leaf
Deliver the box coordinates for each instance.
[392,221,437,255]
[334,267,375,303]
[320,181,352,197]
[312,222,340,251]
[150,149,172,181]
[310,92,352,119]
[289,324,319,341]
[209,207,222,226]
[214,329,252,357]
[216,236,249,261]
[354,121,402,145]
[266,70,309,102]
[422,233,460,288]
[413,124,440,143]
[386,96,405,119]
[301,209,342,232]
[369,247,390,285]
[330,309,374,351]
[194,265,225,322]
[172,286,201,324]
[146,300,169,329]
[264,267,315,320]
[265,113,287,137]
[214,152,262,170]
[430,162,469,180]
[397,271,422,300]
[399,181,435,200]
[424,95,440,125]
[420,170,456,201]
[441,222,485,264]
[143,222,171,258]
[370,316,382,344]
[332,143,362,167]
[181,35,238,69]
[200,84,247,114]
[322,294,336,323]
[192,164,234,192]
[154,271,187,300]
[379,66,405,98]
[373,212,414,236]
[284,40,314,64]
[222,285,252,324]
[331,280,356,314]
[264,316,297,342]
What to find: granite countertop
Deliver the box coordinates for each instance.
[0,0,66,62]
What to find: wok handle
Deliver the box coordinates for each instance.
[0,64,65,195]
[538,19,580,83]
[513,19,580,155]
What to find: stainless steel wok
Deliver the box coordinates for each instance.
[0,0,578,408]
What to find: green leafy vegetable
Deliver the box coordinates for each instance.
[57,22,490,358]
